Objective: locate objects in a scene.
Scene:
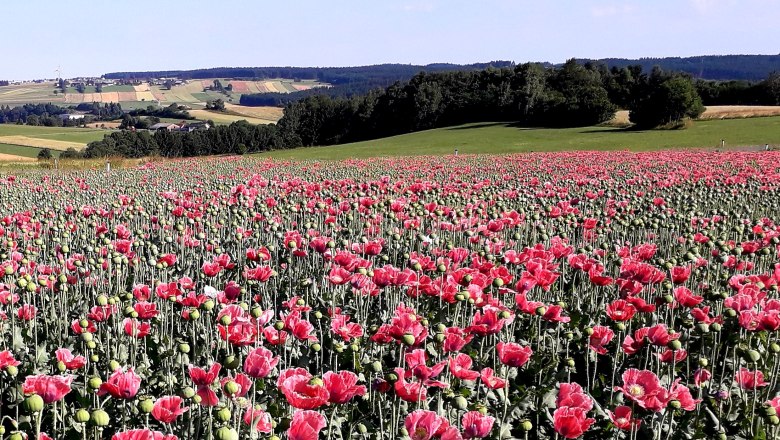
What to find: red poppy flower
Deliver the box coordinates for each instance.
[496,342,533,368]
[608,405,641,431]
[22,374,73,403]
[605,300,636,321]
[405,410,449,440]
[99,368,141,399]
[449,354,480,381]
[277,368,328,410]
[243,346,279,379]
[553,407,595,439]
[123,318,151,338]
[55,348,86,370]
[288,410,326,440]
[736,368,769,390]
[151,396,189,424]
[323,370,366,404]
[462,411,494,439]
[480,368,506,389]
[244,406,273,433]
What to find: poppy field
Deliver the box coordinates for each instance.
[1,151,780,440]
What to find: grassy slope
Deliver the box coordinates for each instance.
[0,143,48,158]
[0,125,107,144]
[262,117,780,160]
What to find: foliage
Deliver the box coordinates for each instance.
[36,148,52,160]
[629,69,705,128]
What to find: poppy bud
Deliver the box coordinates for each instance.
[183,386,196,398]
[668,340,682,351]
[710,323,722,332]
[5,365,18,377]
[178,343,190,353]
[314,311,323,319]
[203,300,215,311]
[770,415,780,426]
[224,380,240,395]
[220,315,232,326]
[216,427,238,440]
[765,405,778,416]
[744,350,761,363]
[402,334,416,346]
[669,400,681,409]
[88,376,102,390]
[216,407,232,422]
[193,395,202,404]
[699,357,709,367]
[370,361,382,373]
[311,343,321,352]
[82,333,93,342]
[97,295,108,306]
[23,395,44,414]
[499,310,511,319]
[57,361,67,372]
[565,358,575,368]
[91,409,110,427]
[74,408,90,424]
[190,309,201,320]
[224,355,240,370]
[454,396,468,410]
[9,432,23,440]
[274,320,285,330]
[109,360,120,371]
[139,398,155,413]
[520,420,533,431]
[535,306,547,315]
[584,327,594,336]
[387,372,398,382]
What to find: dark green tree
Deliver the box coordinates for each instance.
[37,148,53,160]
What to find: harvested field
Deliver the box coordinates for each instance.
[135,91,156,102]
[608,105,780,126]
[292,84,312,91]
[0,135,86,151]
[117,91,138,101]
[0,153,35,162]
[699,105,780,119]
[133,84,151,92]
[101,92,120,102]
[224,103,283,121]
[228,81,251,93]
[85,121,121,129]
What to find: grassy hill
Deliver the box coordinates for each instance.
[261,116,780,160]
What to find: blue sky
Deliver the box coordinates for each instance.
[2,0,779,80]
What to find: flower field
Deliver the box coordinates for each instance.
[1,151,780,439]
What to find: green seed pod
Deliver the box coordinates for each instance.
[311,343,321,352]
[23,395,44,413]
[88,376,102,390]
[454,396,468,410]
[216,407,232,422]
[771,343,780,354]
[178,343,190,354]
[74,408,91,423]
[402,334,416,346]
[710,323,722,332]
[215,427,238,440]
[224,380,240,395]
[109,360,120,372]
[91,409,110,427]
[369,361,383,373]
[520,420,533,431]
[139,398,155,414]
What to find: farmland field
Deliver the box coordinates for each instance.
[0,79,327,109]
[0,125,107,151]
[263,116,780,160]
[0,152,779,440]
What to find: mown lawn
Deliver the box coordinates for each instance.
[260,117,780,160]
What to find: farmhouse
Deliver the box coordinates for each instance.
[149,123,180,131]
[179,121,211,132]
[58,113,86,121]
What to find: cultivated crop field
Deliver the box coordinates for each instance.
[1,152,780,440]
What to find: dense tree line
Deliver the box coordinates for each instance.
[695,73,780,106]
[0,81,9,87]
[77,121,281,158]
[577,54,780,81]
[127,103,193,120]
[102,61,515,83]
[0,103,124,125]
[0,103,68,123]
